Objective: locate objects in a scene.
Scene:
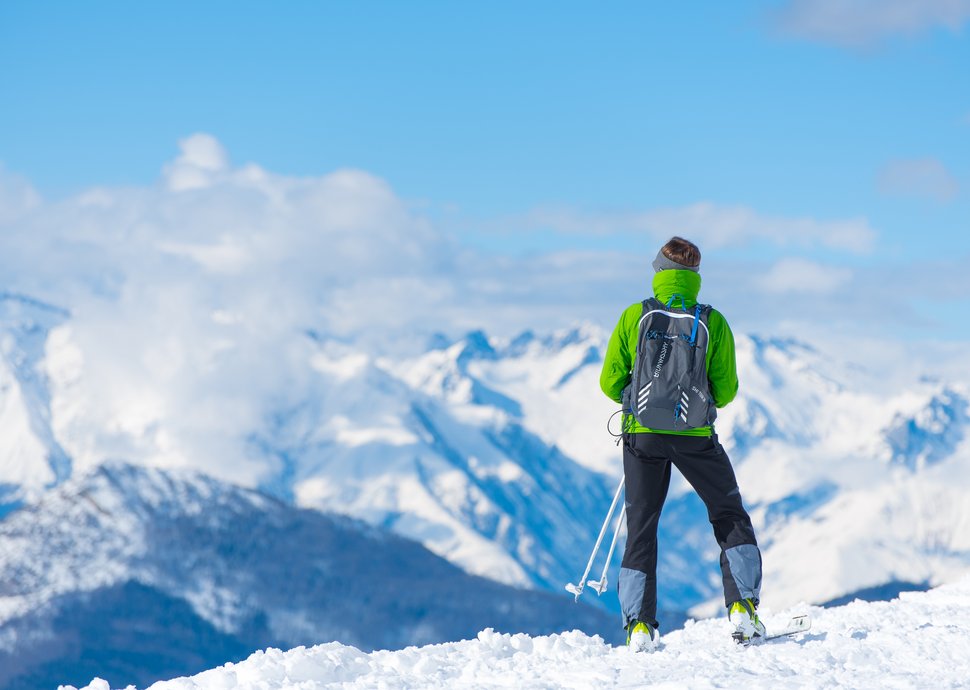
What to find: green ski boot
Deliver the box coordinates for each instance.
[729,598,766,643]
[626,619,657,652]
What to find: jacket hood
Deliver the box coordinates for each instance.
[652,269,702,307]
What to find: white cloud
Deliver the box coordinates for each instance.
[1,134,459,485]
[0,165,42,224]
[878,158,960,202]
[774,0,970,47]
[519,202,877,254]
[754,257,853,294]
[163,133,230,191]
[157,237,252,273]
[1,135,964,489]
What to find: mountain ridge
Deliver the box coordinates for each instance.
[2,292,969,619]
[0,461,618,690]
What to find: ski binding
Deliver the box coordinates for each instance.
[733,615,811,645]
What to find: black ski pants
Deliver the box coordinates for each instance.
[617,431,762,631]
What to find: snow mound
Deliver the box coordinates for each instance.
[64,576,970,690]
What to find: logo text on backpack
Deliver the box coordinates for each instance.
[653,341,669,379]
[691,385,708,404]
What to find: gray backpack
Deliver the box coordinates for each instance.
[622,296,717,431]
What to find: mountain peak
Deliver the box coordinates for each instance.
[0,291,71,324]
[457,330,497,362]
[57,460,274,521]
[746,333,817,356]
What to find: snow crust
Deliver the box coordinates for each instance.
[63,576,970,690]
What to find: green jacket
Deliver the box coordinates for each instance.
[599,269,738,436]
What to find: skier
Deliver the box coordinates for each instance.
[599,236,763,651]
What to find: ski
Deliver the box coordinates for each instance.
[733,615,811,645]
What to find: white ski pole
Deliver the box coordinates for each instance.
[566,475,624,601]
[586,502,625,595]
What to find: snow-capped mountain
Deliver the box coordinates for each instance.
[0,462,616,690]
[241,331,621,602]
[0,293,71,512]
[2,287,970,624]
[709,336,970,615]
[62,577,970,690]
[367,326,970,616]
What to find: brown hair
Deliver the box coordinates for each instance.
[661,236,701,268]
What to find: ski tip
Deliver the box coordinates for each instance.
[762,615,813,641]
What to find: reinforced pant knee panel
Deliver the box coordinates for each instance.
[724,543,762,604]
[618,567,657,630]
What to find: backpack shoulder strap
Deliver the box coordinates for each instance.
[638,297,665,333]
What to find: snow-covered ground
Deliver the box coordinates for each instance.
[63,576,970,690]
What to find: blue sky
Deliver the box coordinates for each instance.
[1,1,968,338]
